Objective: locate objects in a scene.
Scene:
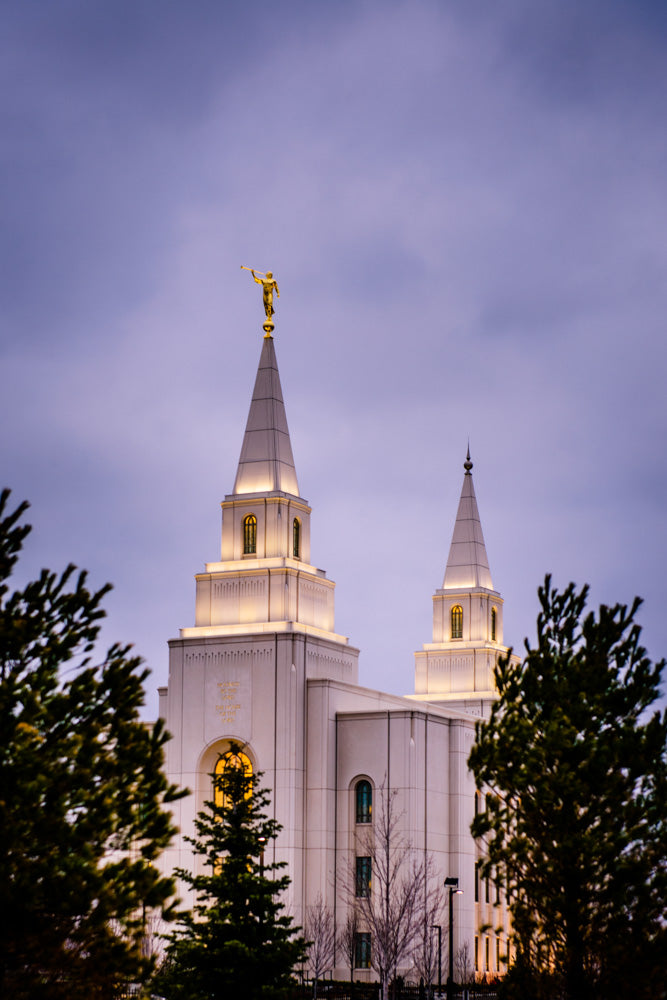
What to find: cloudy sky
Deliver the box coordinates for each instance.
[2,0,666,718]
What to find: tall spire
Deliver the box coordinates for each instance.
[233,336,300,496]
[442,449,494,590]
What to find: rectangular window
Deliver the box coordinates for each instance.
[475,862,480,903]
[485,936,490,972]
[485,874,490,903]
[355,856,371,898]
[496,935,501,972]
[474,936,479,972]
[354,932,371,969]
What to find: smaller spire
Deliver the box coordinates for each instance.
[442,450,494,590]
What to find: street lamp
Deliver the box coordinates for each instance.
[431,924,442,994]
[444,877,463,1000]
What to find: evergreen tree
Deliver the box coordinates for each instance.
[155,743,307,1000]
[0,490,183,998]
[470,576,667,1000]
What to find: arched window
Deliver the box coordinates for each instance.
[293,518,300,559]
[214,748,253,809]
[355,779,372,824]
[243,514,257,554]
[491,607,497,641]
[451,605,463,639]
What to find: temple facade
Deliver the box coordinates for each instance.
[158,331,514,982]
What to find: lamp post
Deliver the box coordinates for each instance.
[432,924,442,994]
[444,877,463,1000]
[258,835,266,877]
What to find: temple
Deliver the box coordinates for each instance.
[158,332,514,982]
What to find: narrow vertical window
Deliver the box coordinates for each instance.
[475,861,480,903]
[474,936,479,972]
[491,606,497,641]
[292,517,300,559]
[355,856,371,897]
[451,605,463,639]
[243,514,257,554]
[354,932,371,968]
[355,780,372,824]
[485,936,490,972]
[496,934,501,972]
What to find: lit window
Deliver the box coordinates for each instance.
[293,518,300,559]
[491,607,497,641]
[451,605,463,639]
[354,932,371,969]
[243,514,257,554]
[214,749,253,809]
[355,780,372,824]
[355,856,371,898]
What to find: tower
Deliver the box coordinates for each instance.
[159,333,359,918]
[412,450,515,717]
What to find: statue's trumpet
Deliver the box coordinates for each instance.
[240,265,266,275]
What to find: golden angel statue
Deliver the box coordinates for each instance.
[241,266,280,330]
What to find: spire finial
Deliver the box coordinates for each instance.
[464,444,473,475]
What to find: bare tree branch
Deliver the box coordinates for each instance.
[305,894,336,999]
[411,853,445,997]
[339,907,360,986]
[455,941,473,986]
[341,781,424,1000]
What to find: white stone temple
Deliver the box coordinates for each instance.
[158,331,514,982]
